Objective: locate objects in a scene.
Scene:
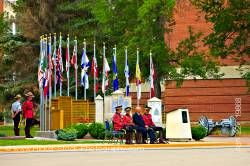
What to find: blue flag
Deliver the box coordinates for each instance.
[81,48,90,89]
[124,48,130,96]
[112,48,119,91]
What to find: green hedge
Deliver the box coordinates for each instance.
[71,123,89,139]
[88,122,105,139]
[56,128,77,141]
[191,125,207,141]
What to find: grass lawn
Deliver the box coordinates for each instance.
[0,125,39,137]
[0,140,105,146]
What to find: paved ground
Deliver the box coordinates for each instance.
[0,147,250,166]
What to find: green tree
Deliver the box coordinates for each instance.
[191,0,250,88]
[0,0,222,104]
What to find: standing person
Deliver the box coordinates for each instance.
[22,92,35,138]
[11,94,22,136]
[133,106,156,144]
[143,105,166,143]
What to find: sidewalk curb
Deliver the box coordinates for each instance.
[1,142,250,153]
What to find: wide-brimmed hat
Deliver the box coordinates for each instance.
[14,94,22,99]
[125,107,132,112]
[25,92,35,98]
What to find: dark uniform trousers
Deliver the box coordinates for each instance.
[13,112,21,136]
[133,113,156,144]
[150,126,164,142]
[25,118,33,137]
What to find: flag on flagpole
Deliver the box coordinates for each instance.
[102,55,110,94]
[81,48,90,89]
[71,39,78,99]
[42,38,49,97]
[112,47,119,91]
[38,36,44,89]
[65,35,70,79]
[56,47,63,85]
[124,47,130,96]
[150,52,156,98]
[136,49,141,100]
[91,55,99,92]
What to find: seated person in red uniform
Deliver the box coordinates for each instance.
[143,105,165,143]
[112,105,133,144]
[123,107,134,144]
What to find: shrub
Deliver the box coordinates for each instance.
[191,125,207,141]
[88,122,105,139]
[56,128,77,141]
[71,123,89,139]
[0,133,6,137]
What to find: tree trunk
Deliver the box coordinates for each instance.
[154,77,161,99]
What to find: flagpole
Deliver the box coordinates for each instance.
[59,32,62,96]
[149,50,152,99]
[48,34,52,131]
[93,40,96,100]
[53,33,57,98]
[75,37,78,100]
[67,34,70,96]
[39,35,44,131]
[136,48,139,107]
[44,34,47,131]
[83,39,87,100]
[103,42,106,117]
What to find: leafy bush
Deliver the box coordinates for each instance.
[71,123,89,139]
[0,133,6,137]
[191,125,207,141]
[56,128,77,141]
[88,122,105,139]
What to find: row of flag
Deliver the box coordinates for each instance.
[38,34,156,102]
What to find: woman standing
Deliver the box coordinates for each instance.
[11,94,22,136]
[22,92,35,138]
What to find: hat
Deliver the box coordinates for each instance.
[144,105,152,110]
[115,105,122,110]
[125,107,131,112]
[14,94,22,99]
[25,92,35,98]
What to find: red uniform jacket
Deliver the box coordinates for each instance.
[123,114,134,126]
[113,113,124,131]
[22,101,34,119]
[142,113,155,127]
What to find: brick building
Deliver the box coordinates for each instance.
[131,0,250,122]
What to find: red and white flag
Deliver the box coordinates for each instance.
[91,56,99,92]
[150,52,156,98]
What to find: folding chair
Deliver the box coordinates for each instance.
[104,120,125,144]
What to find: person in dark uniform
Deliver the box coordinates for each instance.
[143,105,166,143]
[11,94,22,136]
[133,106,156,144]
[123,107,134,144]
[22,92,35,138]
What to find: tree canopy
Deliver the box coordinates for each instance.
[0,0,223,105]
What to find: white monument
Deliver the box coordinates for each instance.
[95,95,104,123]
[166,108,192,141]
[147,97,163,127]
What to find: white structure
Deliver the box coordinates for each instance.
[147,97,163,127]
[95,95,104,123]
[103,90,132,121]
[166,108,192,140]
